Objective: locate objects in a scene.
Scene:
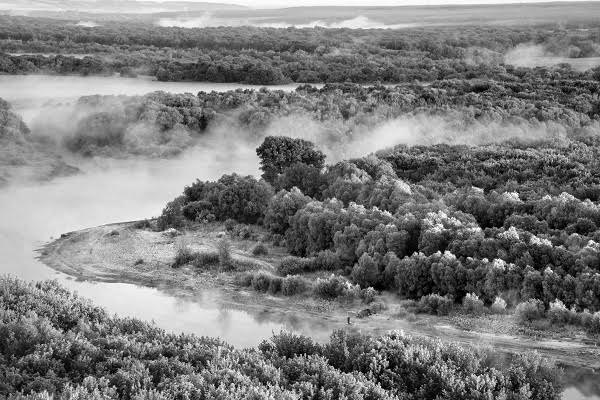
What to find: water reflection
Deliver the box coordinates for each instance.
[0,152,332,347]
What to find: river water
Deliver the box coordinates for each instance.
[0,75,333,347]
[0,75,597,399]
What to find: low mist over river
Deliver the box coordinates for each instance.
[0,72,599,399]
[0,75,303,125]
[0,75,333,347]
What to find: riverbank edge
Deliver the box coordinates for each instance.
[37,220,600,374]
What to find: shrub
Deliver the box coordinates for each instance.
[312,250,342,271]
[235,272,254,287]
[201,213,216,223]
[578,309,594,329]
[277,256,312,275]
[268,276,283,294]
[417,294,454,316]
[557,309,600,334]
[490,296,507,314]
[224,219,236,231]
[516,299,545,323]
[172,244,195,268]
[547,299,571,324]
[360,287,377,304]
[263,188,311,234]
[271,234,284,246]
[281,275,310,296]
[252,243,269,256]
[587,312,600,334]
[182,200,212,221]
[181,174,274,224]
[259,331,322,359]
[251,272,272,292]
[369,301,387,314]
[191,251,220,268]
[314,275,358,299]
[462,293,485,315]
[231,224,257,240]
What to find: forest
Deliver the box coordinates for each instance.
[136,66,600,336]
[16,73,600,159]
[3,15,600,84]
[154,129,600,333]
[3,6,600,399]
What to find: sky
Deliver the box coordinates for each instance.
[140,0,595,8]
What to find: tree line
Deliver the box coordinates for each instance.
[2,15,600,84]
[158,132,600,323]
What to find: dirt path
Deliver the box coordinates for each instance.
[38,221,600,374]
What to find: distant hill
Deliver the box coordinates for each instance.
[0,0,247,15]
[2,0,600,27]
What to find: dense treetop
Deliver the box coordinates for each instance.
[3,15,600,84]
[0,276,562,399]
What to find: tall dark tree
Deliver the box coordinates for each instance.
[256,136,326,184]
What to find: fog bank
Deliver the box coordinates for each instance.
[504,43,600,71]
[157,14,418,29]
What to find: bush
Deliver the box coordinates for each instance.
[277,256,312,275]
[231,224,257,240]
[281,275,310,296]
[182,200,212,221]
[251,272,272,292]
[360,287,377,304]
[181,174,274,224]
[462,293,484,315]
[259,331,322,359]
[172,244,195,268]
[516,299,545,323]
[191,251,220,268]
[417,294,454,316]
[587,312,600,334]
[263,188,311,234]
[201,213,216,223]
[490,296,507,314]
[235,272,254,287]
[224,219,236,231]
[547,299,571,324]
[268,276,283,294]
[252,243,269,256]
[312,250,342,271]
[314,275,358,299]
[271,233,285,246]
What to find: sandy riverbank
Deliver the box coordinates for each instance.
[38,220,600,376]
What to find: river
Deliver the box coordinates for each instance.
[0,74,597,399]
[0,74,332,347]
